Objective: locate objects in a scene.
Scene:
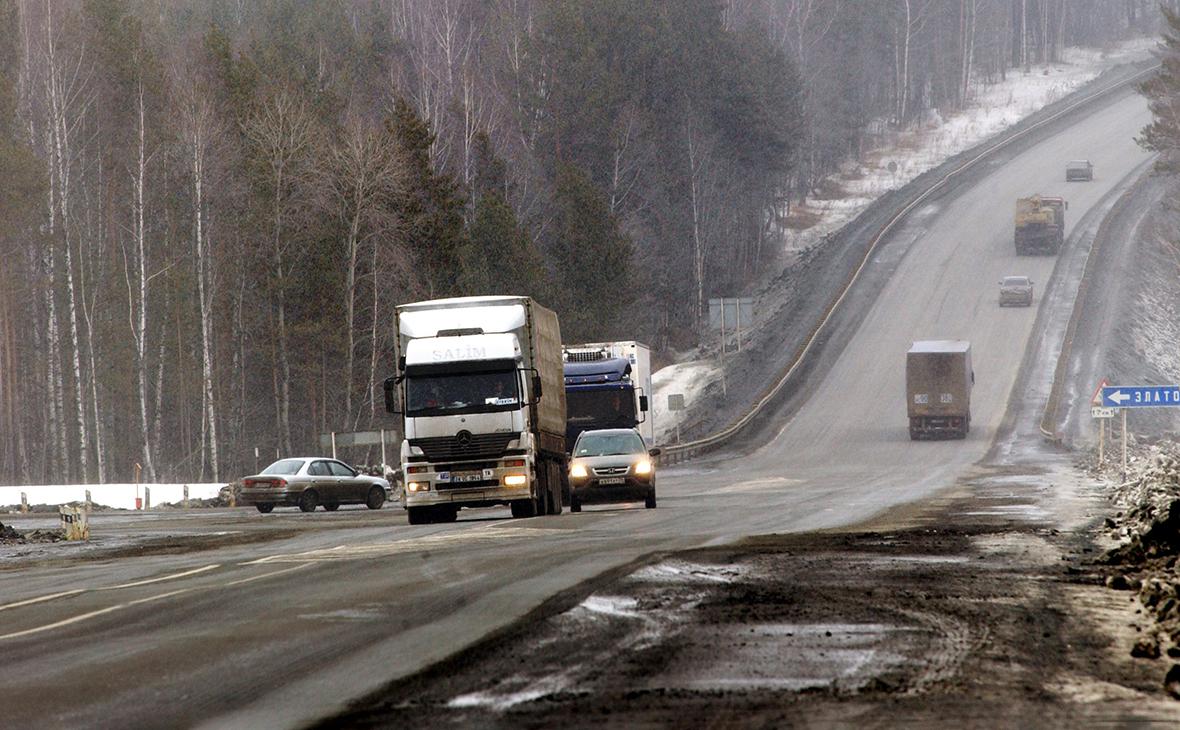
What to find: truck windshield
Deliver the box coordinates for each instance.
[405,370,521,416]
[567,389,637,429]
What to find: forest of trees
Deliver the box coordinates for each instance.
[0,0,1161,485]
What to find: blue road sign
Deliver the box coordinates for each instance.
[1101,385,1180,408]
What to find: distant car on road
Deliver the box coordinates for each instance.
[567,428,659,512]
[240,457,392,513]
[998,275,1034,307]
[1066,160,1093,181]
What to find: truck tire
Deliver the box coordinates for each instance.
[406,506,433,525]
[570,495,581,512]
[434,505,458,523]
[510,499,538,518]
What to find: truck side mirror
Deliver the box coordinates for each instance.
[532,374,543,399]
[639,395,649,412]
[383,376,400,414]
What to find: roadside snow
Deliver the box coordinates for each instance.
[782,37,1156,254]
[652,359,720,444]
[0,483,224,511]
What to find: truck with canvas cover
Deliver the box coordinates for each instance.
[562,341,653,448]
[384,296,567,524]
[1014,195,1066,255]
[906,340,973,440]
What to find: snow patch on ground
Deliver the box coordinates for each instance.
[651,359,720,443]
[629,559,745,584]
[0,483,224,512]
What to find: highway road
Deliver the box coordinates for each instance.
[0,89,1153,728]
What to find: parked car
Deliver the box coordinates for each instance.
[998,275,1034,307]
[1066,159,1093,181]
[240,457,393,513]
[567,428,659,512]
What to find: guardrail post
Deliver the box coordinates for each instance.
[20,492,28,513]
[85,489,91,509]
[144,487,151,510]
[183,484,189,507]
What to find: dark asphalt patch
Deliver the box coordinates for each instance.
[323,521,1174,728]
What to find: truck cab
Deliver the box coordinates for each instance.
[562,342,653,448]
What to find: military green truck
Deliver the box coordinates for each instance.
[906,340,973,440]
[1014,196,1066,255]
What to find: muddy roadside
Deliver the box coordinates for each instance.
[322,464,1180,729]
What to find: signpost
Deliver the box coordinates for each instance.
[1097,384,1180,478]
[667,394,685,444]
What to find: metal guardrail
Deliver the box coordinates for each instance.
[662,63,1159,466]
[1037,158,1157,443]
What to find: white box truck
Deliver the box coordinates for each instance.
[562,341,654,446]
[384,296,567,524]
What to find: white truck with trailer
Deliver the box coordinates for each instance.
[384,296,567,524]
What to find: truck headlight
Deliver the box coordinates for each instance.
[570,464,588,478]
[634,460,653,475]
[503,474,527,487]
[407,481,430,492]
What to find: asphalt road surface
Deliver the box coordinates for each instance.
[0,91,1154,729]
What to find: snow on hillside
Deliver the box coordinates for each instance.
[652,37,1156,445]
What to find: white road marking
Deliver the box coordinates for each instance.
[0,589,85,613]
[242,525,567,565]
[224,563,312,587]
[0,588,192,641]
[98,564,221,591]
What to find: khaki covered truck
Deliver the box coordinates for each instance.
[1014,195,1066,255]
[906,340,973,440]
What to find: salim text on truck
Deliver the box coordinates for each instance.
[384,296,568,525]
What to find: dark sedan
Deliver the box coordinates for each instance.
[240,457,392,513]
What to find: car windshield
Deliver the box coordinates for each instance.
[261,459,305,475]
[405,370,521,416]
[1002,277,1028,286]
[575,432,645,457]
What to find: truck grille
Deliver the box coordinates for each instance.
[410,433,516,462]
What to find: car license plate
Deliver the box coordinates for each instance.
[453,471,482,483]
[599,477,625,485]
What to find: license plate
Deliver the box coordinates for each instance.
[453,471,483,483]
[599,477,625,485]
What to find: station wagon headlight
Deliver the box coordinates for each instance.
[570,464,588,478]
[634,460,653,475]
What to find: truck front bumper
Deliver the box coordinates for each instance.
[402,463,533,508]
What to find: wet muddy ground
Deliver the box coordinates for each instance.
[325,483,1180,729]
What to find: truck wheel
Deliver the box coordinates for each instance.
[407,506,432,525]
[298,490,319,513]
[255,503,274,514]
[434,505,458,522]
[510,499,538,518]
[365,486,385,510]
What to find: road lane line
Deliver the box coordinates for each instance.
[98,564,221,591]
[0,589,85,613]
[0,588,192,641]
[224,563,312,587]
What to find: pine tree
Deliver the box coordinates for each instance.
[388,97,467,297]
[1139,8,1180,173]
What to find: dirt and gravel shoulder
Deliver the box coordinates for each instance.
[322,463,1180,729]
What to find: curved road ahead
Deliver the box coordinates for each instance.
[0,91,1153,729]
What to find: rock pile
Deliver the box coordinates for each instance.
[0,521,64,544]
[1094,439,1180,691]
